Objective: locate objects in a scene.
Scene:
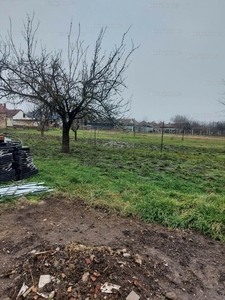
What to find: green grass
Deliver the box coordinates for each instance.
[1,128,225,241]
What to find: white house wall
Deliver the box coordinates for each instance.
[7,117,13,127]
[14,111,24,119]
[13,119,38,127]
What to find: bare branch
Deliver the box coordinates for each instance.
[0,14,138,152]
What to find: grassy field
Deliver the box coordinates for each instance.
[1,128,225,241]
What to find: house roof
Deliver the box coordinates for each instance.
[5,109,21,118]
[0,108,22,118]
[158,123,177,128]
[138,121,153,127]
[119,118,137,125]
[0,104,23,118]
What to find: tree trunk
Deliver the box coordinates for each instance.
[61,120,72,153]
[74,130,77,141]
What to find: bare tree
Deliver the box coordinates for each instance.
[171,114,191,140]
[0,14,138,152]
[27,102,54,137]
[215,121,225,135]
[171,115,191,132]
[71,119,80,141]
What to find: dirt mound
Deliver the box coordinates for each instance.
[4,242,161,299]
[0,196,225,299]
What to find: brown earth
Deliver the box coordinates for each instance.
[0,196,224,300]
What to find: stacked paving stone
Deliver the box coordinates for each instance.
[0,135,38,182]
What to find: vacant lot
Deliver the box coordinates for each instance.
[5,128,224,241]
[0,129,225,299]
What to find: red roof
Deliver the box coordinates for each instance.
[0,104,22,117]
[6,109,21,118]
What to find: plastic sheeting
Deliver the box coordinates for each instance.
[0,182,54,198]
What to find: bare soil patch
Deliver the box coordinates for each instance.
[0,196,224,300]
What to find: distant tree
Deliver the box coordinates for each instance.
[190,120,201,128]
[218,78,225,123]
[28,103,54,137]
[0,14,138,153]
[215,121,225,134]
[171,115,191,132]
[71,120,80,141]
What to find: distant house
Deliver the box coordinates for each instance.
[0,103,38,128]
[137,121,154,133]
[155,122,178,134]
[119,118,138,131]
[163,123,178,134]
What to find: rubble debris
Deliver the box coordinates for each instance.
[22,286,34,298]
[123,252,131,258]
[16,282,29,299]
[48,291,55,298]
[67,286,72,292]
[85,257,91,264]
[1,242,174,299]
[0,270,16,278]
[82,272,90,283]
[36,292,48,299]
[165,291,178,300]
[134,254,142,266]
[38,274,55,289]
[126,290,140,300]
[100,282,121,293]
[133,279,148,293]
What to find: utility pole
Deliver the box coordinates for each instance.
[182,128,184,141]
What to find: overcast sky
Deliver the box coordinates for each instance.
[1,0,225,123]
